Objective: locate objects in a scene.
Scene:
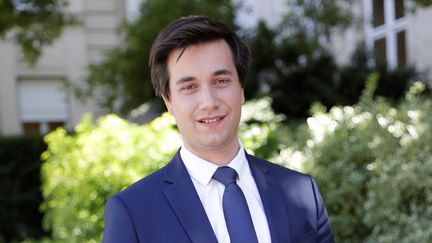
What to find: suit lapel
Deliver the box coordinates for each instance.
[162,152,218,243]
[247,152,292,243]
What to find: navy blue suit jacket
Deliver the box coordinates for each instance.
[103,151,335,243]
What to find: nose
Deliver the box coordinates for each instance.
[198,85,219,111]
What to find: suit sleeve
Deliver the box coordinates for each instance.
[309,176,335,243]
[103,195,139,243]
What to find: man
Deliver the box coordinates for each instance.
[103,16,335,243]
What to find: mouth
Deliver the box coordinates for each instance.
[198,115,225,124]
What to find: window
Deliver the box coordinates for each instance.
[374,37,387,66]
[18,79,68,134]
[396,30,406,66]
[364,0,407,68]
[395,0,405,19]
[22,121,65,134]
[373,0,385,27]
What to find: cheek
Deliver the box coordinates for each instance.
[171,98,194,120]
[224,91,243,108]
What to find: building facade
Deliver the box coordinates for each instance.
[0,0,126,135]
[331,0,432,80]
[237,0,432,81]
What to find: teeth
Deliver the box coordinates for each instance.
[202,118,221,123]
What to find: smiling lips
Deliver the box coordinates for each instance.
[198,115,225,124]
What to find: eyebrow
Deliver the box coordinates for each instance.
[175,76,195,85]
[174,69,233,85]
[213,69,233,76]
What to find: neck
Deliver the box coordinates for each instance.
[183,139,240,166]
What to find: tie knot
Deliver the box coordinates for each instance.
[213,166,238,186]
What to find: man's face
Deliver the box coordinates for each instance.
[163,39,244,160]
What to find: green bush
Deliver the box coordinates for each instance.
[363,83,432,242]
[0,134,47,242]
[41,113,180,242]
[40,98,286,242]
[276,79,432,242]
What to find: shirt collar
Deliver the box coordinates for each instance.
[180,141,249,186]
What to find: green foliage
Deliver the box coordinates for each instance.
[0,134,47,242]
[80,0,237,114]
[335,44,421,105]
[240,97,289,159]
[40,98,286,242]
[0,0,68,64]
[279,0,356,39]
[41,113,181,242]
[246,21,342,117]
[250,0,357,88]
[362,82,432,243]
[244,21,278,99]
[246,22,424,118]
[410,0,432,7]
[277,79,432,242]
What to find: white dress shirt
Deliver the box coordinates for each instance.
[180,144,272,243]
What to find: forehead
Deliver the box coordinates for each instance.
[166,40,236,81]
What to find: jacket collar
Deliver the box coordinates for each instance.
[246,152,292,243]
[162,151,218,243]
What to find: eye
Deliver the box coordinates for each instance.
[180,83,198,93]
[214,79,230,86]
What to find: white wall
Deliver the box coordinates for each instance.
[235,0,286,29]
[0,41,21,134]
[407,5,432,81]
[329,2,365,66]
[0,0,126,134]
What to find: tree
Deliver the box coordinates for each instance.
[0,0,68,64]
[80,0,237,114]
[245,1,425,118]
[247,22,341,117]
[279,0,356,39]
[245,0,355,117]
[411,0,432,7]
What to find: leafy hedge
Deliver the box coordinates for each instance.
[40,114,180,242]
[280,78,432,242]
[39,80,432,242]
[0,134,47,242]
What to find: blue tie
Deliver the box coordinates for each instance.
[213,166,259,243]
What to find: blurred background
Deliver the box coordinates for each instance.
[1,0,432,242]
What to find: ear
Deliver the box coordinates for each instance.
[162,95,173,113]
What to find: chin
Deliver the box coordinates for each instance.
[202,139,224,147]
[204,135,235,148]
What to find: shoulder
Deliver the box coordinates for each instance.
[247,152,311,181]
[117,167,167,199]
[104,163,173,224]
[246,153,335,242]
[246,153,319,197]
[114,151,183,201]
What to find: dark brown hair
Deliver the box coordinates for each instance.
[149,15,250,100]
